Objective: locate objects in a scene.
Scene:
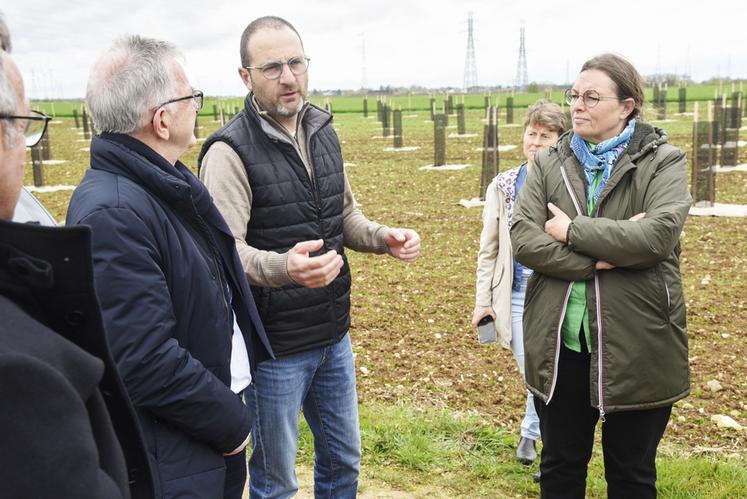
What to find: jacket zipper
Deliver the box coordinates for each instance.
[302,122,329,242]
[593,262,606,422]
[559,165,605,420]
[300,123,338,322]
[546,283,574,403]
[546,166,586,403]
[559,166,583,217]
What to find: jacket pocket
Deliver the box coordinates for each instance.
[523,271,543,309]
[491,264,505,292]
[162,464,226,499]
[653,266,670,322]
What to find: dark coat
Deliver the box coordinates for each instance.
[0,219,154,499]
[67,134,272,498]
[198,97,351,356]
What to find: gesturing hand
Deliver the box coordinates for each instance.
[286,239,343,288]
[384,228,421,263]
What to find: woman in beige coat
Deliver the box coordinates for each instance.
[472,100,567,467]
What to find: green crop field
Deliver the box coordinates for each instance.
[29,83,740,117]
[23,96,747,497]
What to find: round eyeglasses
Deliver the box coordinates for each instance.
[0,110,52,147]
[565,89,620,108]
[245,56,310,80]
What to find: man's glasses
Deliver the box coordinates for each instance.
[155,90,204,112]
[565,89,620,108]
[0,110,52,147]
[245,56,310,80]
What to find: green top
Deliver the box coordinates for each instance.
[561,170,603,352]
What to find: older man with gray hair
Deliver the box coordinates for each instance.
[1,13,153,498]
[67,34,273,499]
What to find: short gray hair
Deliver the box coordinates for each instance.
[86,34,180,133]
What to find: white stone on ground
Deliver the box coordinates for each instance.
[689,203,747,217]
[706,380,723,392]
[475,144,517,152]
[710,414,743,430]
[25,185,76,192]
[419,164,470,171]
[459,197,485,208]
[711,164,747,173]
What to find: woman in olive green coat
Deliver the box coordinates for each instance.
[510,53,691,498]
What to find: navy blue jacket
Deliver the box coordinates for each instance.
[67,134,272,498]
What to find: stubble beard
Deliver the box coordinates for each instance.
[275,95,305,118]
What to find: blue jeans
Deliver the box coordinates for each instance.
[511,268,541,441]
[244,333,361,499]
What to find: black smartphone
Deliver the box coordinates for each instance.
[477,315,497,345]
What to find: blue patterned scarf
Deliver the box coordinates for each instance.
[570,119,636,206]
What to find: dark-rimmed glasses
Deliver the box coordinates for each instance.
[245,56,310,80]
[0,110,52,147]
[565,89,620,108]
[155,90,204,112]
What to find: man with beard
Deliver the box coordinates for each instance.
[199,16,421,499]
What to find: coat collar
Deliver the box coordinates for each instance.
[90,133,192,206]
[243,92,332,145]
[553,122,669,213]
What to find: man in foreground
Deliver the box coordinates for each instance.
[67,34,272,498]
[199,15,420,498]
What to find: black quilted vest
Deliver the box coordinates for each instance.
[198,96,351,356]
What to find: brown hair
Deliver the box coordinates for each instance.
[240,16,303,68]
[523,99,568,135]
[581,53,644,122]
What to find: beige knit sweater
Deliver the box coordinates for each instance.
[200,98,389,288]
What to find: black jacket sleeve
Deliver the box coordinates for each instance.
[0,353,127,499]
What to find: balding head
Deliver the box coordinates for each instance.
[239,16,303,68]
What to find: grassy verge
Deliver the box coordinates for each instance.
[295,403,747,498]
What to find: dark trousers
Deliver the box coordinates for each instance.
[534,346,672,499]
[223,390,248,499]
[224,449,247,499]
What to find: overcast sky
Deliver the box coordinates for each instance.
[4,0,746,99]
